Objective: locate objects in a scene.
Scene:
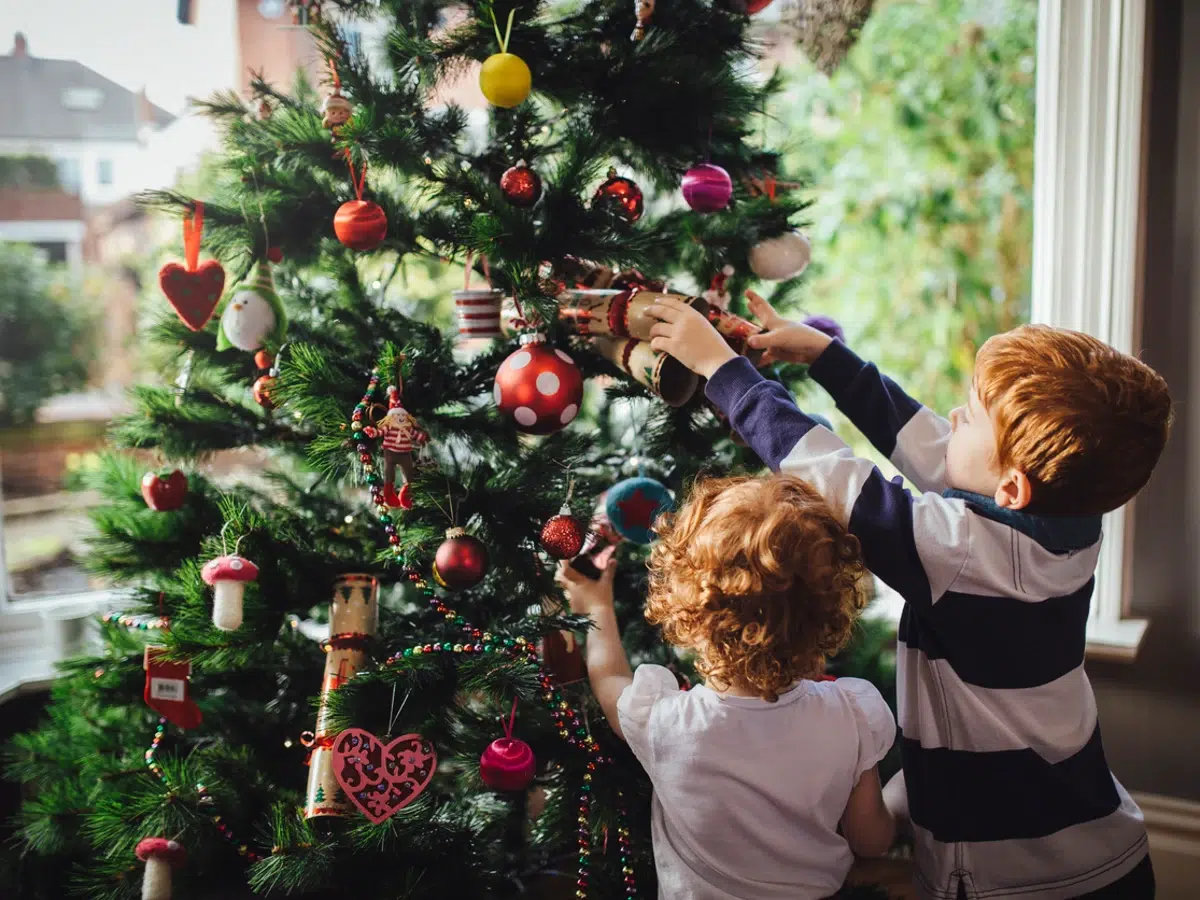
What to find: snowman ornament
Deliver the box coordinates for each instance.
[217,259,288,353]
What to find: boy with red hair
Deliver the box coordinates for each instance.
[647,292,1171,900]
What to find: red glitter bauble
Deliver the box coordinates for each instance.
[500,161,542,207]
[594,168,644,223]
[540,512,586,560]
[333,200,388,251]
[479,738,536,791]
[493,334,584,436]
[252,374,276,408]
[433,528,489,590]
[745,0,773,12]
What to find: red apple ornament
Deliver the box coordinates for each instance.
[141,470,188,511]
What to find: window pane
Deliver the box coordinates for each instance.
[56,158,81,194]
[97,159,113,185]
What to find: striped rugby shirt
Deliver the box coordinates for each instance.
[706,345,1149,900]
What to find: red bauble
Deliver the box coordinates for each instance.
[479,737,536,791]
[252,374,276,408]
[254,350,274,371]
[334,200,388,251]
[594,168,644,223]
[494,334,584,435]
[141,470,188,511]
[433,528,489,590]
[745,0,773,11]
[266,246,284,263]
[540,512,586,560]
[500,160,542,208]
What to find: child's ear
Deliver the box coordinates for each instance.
[994,468,1033,510]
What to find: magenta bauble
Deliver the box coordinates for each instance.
[479,737,536,791]
[681,163,733,213]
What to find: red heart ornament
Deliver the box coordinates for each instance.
[141,470,188,511]
[159,259,225,331]
[331,728,437,823]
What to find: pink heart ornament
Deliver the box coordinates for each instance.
[331,728,437,823]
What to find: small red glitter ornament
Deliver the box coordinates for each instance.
[541,509,586,560]
[433,528,489,590]
[334,200,388,251]
[493,333,584,435]
[744,0,773,12]
[252,374,276,408]
[500,160,542,207]
[594,168,644,223]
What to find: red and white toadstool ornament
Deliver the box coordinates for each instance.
[493,333,584,435]
[135,837,186,900]
[200,554,258,631]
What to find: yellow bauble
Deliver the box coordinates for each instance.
[480,53,532,108]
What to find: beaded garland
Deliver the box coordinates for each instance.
[145,718,263,863]
[104,612,169,631]
[346,361,640,899]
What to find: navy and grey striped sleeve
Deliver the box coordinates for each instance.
[706,357,969,609]
[808,341,952,495]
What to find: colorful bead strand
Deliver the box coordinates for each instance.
[144,719,263,863]
[104,612,169,631]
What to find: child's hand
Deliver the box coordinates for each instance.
[556,559,617,617]
[647,296,738,379]
[744,291,835,365]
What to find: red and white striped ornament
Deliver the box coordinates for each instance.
[454,289,504,341]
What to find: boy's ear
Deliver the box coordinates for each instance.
[994,468,1033,511]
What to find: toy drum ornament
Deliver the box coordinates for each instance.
[305,574,379,819]
[453,289,505,341]
[591,336,700,407]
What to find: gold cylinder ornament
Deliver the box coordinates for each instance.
[590,335,700,407]
[304,573,380,818]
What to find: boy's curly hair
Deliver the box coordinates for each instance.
[646,474,866,702]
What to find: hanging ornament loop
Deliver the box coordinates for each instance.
[490,7,516,53]
[346,153,368,202]
[182,202,205,272]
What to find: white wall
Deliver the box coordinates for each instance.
[0,137,148,207]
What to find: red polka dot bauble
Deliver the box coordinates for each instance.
[681,163,733,213]
[479,737,536,791]
[500,160,542,208]
[540,510,586,560]
[433,528,489,591]
[494,333,584,435]
[334,199,388,251]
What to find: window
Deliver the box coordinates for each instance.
[60,87,103,111]
[343,28,363,64]
[55,158,81,194]
[97,159,113,186]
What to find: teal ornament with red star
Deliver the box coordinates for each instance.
[605,476,672,544]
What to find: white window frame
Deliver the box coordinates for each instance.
[1032,0,1150,660]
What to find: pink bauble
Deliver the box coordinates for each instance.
[681,163,733,213]
[479,737,536,791]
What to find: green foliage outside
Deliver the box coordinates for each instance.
[777,0,1036,457]
[0,243,98,427]
[0,155,61,190]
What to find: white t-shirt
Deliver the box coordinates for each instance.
[616,665,896,900]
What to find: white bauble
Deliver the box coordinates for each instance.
[222,290,277,352]
[748,230,812,281]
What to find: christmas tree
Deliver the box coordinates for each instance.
[4,1,892,898]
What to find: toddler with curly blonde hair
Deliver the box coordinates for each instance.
[558,474,896,900]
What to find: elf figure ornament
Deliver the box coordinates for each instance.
[378,375,427,510]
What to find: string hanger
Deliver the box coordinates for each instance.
[345,151,368,202]
[219,521,248,557]
[489,6,517,53]
[386,684,412,737]
[182,202,205,272]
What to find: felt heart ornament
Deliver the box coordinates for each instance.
[331,728,437,823]
[159,260,225,331]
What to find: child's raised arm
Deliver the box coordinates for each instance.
[556,561,633,740]
[745,292,953,495]
[646,297,969,611]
